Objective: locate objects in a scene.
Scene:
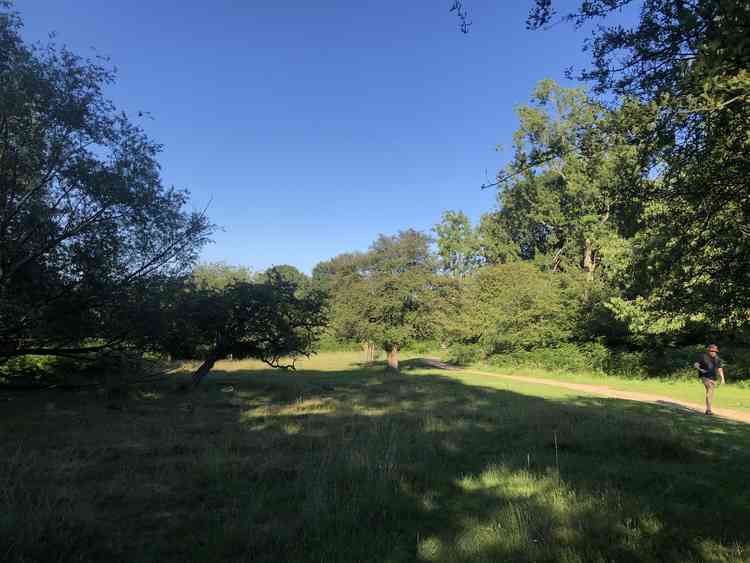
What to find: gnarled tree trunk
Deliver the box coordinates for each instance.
[191,348,224,387]
[386,345,399,372]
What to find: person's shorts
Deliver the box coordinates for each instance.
[701,377,717,386]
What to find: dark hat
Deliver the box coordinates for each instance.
[708,344,719,352]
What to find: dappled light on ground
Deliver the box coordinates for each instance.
[2,353,749,562]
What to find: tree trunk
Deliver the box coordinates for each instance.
[363,341,375,362]
[387,346,399,373]
[583,238,596,282]
[191,348,223,387]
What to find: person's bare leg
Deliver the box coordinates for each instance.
[703,378,716,413]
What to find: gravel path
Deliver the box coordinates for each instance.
[421,359,750,424]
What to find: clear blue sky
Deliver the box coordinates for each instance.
[18,0,599,274]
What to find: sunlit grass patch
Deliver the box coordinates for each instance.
[430,464,676,563]
[466,361,750,414]
[458,465,541,496]
[282,421,303,434]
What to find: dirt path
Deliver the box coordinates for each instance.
[421,359,750,424]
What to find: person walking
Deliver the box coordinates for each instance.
[694,344,725,415]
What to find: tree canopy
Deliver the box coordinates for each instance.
[192,262,254,290]
[164,271,327,385]
[434,210,482,278]
[0,4,212,361]
[528,0,750,328]
[318,230,455,371]
[490,79,640,282]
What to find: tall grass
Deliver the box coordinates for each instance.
[2,353,749,562]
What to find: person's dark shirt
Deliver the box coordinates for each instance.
[697,353,723,379]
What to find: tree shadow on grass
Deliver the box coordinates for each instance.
[173,361,750,561]
[3,360,750,562]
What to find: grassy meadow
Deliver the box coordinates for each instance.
[462,362,750,414]
[2,352,750,562]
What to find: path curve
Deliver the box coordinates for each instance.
[421,359,750,424]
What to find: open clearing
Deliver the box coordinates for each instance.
[2,352,749,562]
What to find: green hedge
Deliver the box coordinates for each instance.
[487,343,610,373]
[446,343,484,366]
[484,344,750,381]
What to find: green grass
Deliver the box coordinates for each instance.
[457,360,750,414]
[2,352,749,562]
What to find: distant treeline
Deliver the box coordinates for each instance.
[1,0,748,385]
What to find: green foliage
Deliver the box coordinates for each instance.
[317,230,455,361]
[0,355,60,382]
[369,229,435,275]
[485,343,750,382]
[311,251,365,293]
[433,210,482,277]
[256,264,310,294]
[476,211,519,265]
[401,339,441,354]
[488,342,610,373]
[723,348,750,382]
[0,5,212,361]
[606,350,647,379]
[488,80,640,282]
[362,267,433,352]
[643,346,747,382]
[454,262,579,353]
[603,296,708,347]
[192,262,254,290]
[529,0,750,328]
[161,270,327,380]
[446,342,483,365]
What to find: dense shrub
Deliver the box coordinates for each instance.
[605,350,647,378]
[403,340,442,354]
[484,343,750,382]
[446,343,483,366]
[577,342,611,372]
[456,263,580,353]
[641,346,750,382]
[644,347,703,380]
[488,343,606,373]
[718,348,750,382]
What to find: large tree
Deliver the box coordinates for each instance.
[162,271,327,386]
[321,230,451,372]
[433,210,482,278]
[0,4,212,361]
[528,0,750,328]
[312,251,378,359]
[487,79,640,282]
[256,264,311,295]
